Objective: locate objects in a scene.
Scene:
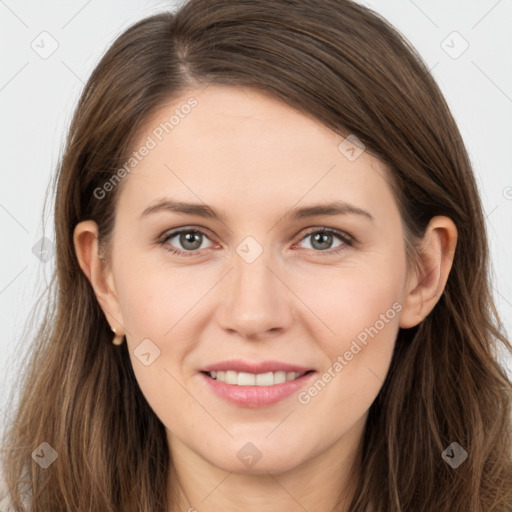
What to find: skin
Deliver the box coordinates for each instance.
[74,85,457,511]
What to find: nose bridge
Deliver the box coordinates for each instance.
[217,238,293,337]
[231,243,279,312]
[234,245,273,296]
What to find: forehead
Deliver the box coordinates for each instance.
[118,85,398,225]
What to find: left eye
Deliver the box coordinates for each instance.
[160,227,352,256]
[296,229,350,251]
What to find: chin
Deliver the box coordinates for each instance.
[202,437,311,476]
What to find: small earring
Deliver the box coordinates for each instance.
[111,327,125,346]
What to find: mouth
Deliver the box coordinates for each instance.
[198,361,317,407]
[202,369,315,386]
[199,367,317,408]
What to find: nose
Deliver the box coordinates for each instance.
[216,246,295,341]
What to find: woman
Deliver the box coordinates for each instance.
[1,0,511,510]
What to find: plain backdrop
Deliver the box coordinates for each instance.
[1,0,511,436]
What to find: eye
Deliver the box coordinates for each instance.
[160,228,215,257]
[295,228,353,254]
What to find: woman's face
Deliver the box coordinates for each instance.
[99,85,414,474]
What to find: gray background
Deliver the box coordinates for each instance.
[1,0,511,435]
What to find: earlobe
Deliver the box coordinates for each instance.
[399,216,457,329]
[73,220,125,333]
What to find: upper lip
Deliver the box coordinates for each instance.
[200,359,314,374]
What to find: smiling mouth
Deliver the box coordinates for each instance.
[203,370,315,386]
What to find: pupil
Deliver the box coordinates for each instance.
[181,232,201,250]
[313,232,331,250]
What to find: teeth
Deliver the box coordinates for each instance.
[208,370,304,386]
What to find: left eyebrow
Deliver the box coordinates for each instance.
[140,199,374,222]
[286,201,374,222]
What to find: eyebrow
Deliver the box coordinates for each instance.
[140,199,374,222]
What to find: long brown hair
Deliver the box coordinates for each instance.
[2,1,511,510]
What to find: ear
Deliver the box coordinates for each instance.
[399,216,458,329]
[73,220,125,335]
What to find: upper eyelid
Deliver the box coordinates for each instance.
[161,226,217,244]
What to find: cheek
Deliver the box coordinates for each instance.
[293,259,405,352]
[112,261,198,419]
[113,256,194,337]
[295,293,401,434]
[294,254,405,406]
[111,257,207,386]
[318,288,400,393]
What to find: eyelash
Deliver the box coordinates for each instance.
[158,227,354,258]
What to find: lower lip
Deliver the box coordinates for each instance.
[200,371,316,408]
